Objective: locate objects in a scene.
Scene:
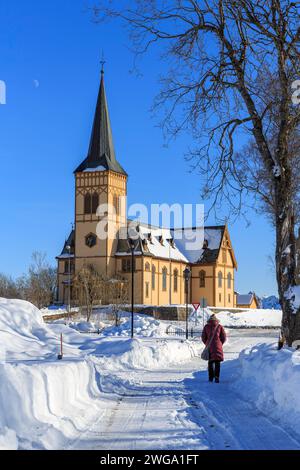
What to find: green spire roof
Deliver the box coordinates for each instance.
[75,71,127,175]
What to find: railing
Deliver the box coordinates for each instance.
[166,326,203,338]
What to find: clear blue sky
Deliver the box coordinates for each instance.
[0,0,277,297]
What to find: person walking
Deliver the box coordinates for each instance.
[201,314,226,383]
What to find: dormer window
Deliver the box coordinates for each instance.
[159,235,164,245]
[147,233,153,244]
[203,239,209,249]
[168,238,175,249]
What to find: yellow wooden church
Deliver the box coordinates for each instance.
[56,70,238,308]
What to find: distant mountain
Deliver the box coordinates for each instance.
[261,295,281,310]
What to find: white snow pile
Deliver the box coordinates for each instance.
[0,358,101,450]
[0,427,18,450]
[93,337,201,371]
[102,314,168,337]
[69,321,98,333]
[0,298,50,360]
[233,343,300,436]
[0,298,202,449]
[0,298,80,361]
[216,309,282,328]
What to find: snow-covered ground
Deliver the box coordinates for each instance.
[213,308,282,328]
[0,297,299,450]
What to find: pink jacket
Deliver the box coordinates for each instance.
[202,319,226,361]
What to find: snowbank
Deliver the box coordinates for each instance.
[214,309,281,328]
[0,427,18,450]
[0,359,101,449]
[0,298,81,361]
[94,337,201,371]
[233,343,300,436]
[102,315,168,338]
[0,298,46,360]
[0,298,203,449]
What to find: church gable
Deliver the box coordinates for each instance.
[172,226,225,265]
[217,226,237,269]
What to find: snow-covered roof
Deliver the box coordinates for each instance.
[115,224,225,264]
[172,227,224,264]
[236,294,255,306]
[83,165,107,172]
[116,224,188,262]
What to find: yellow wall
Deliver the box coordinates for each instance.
[116,257,186,306]
[58,171,238,308]
[191,265,215,306]
[74,170,127,278]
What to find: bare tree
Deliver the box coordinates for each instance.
[73,265,105,322]
[0,274,20,299]
[107,277,129,326]
[95,0,300,345]
[24,252,56,309]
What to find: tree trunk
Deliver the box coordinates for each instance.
[275,175,299,346]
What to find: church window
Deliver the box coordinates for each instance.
[227,272,232,289]
[222,249,227,263]
[92,192,99,214]
[173,269,178,292]
[219,293,222,302]
[145,282,149,298]
[162,267,167,291]
[218,271,222,288]
[84,193,92,214]
[122,258,135,272]
[85,233,97,248]
[145,262,150,271]
[64,260,74,274]
[199,270,206,288]
[152,266,156,290]
[113,194,119,215]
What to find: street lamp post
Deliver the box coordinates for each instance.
[66,245,71,321]
[183,267,191,340]
[127,238,136,339]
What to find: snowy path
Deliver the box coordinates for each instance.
[71,330,300,450]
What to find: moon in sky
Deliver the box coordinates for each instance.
[33,79,40,88]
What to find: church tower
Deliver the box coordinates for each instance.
[74,68,127,278]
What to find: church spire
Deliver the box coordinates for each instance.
[75,66,127,175]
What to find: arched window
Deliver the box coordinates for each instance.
[145,262,150,272]
[162,267,167,291]
[227,272,232,289]
[113,194,120,215]
[218,271,222,288]
[92,192,99,214]
[84,193,91,214]
[173,269,178,293]
[199,270,206,288]
[152,265,156,290]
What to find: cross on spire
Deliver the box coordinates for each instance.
[100,51,106,75]
[74,58,127,176]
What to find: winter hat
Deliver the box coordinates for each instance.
[209,314,218,322]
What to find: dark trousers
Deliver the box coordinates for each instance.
[208,360,221,381]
